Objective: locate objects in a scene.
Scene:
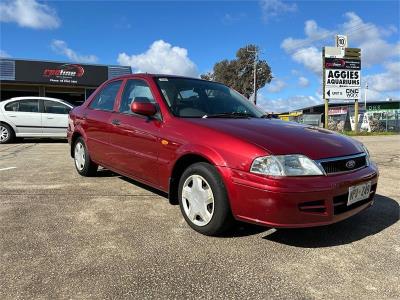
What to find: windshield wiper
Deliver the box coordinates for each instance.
[202,112,253,119]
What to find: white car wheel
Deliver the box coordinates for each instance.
[74,141,86,171]
[0,124,13,144]
[181,174,215,227]
[0,125,9,143]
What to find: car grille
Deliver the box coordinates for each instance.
[318,153,367,174]
[333,183,377,215]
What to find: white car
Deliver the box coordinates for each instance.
[0,97,73,144]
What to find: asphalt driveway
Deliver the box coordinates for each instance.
[0,135,399,299]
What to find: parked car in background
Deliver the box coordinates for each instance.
[0,97,73,144]
[68,74,379,236]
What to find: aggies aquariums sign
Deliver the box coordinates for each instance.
[15,60,108,86]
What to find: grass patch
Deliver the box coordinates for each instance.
[341,131,399,136]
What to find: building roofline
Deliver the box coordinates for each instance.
[0,57,131,69]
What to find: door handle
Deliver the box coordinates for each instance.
[47,117,54,119]
[111,119,121,126]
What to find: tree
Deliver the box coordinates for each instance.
[201,44,272,99]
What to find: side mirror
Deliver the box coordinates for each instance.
[131,98,157,117]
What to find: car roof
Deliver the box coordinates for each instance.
[110,73,211,83]
[1,96,73,107]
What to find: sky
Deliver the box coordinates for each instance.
[0,0,399,112]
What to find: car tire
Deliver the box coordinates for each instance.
[0,123,15,144]
[178,162,234,236]
[73,137,98,176]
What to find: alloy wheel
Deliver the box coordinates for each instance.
[181,174,215,226]
[0,125,9,143]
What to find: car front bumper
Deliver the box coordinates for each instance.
[220,164,379,228]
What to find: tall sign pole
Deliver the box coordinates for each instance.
[323,35,361,132]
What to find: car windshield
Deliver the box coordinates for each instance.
[155,77,265,118]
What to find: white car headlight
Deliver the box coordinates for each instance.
[250,155,324,176]
[360,143,371,166]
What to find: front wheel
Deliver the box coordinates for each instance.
[73,137,98,176]
[178,162,234,236]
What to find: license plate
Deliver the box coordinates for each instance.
[348,181,371,206]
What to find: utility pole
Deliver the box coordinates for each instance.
[364,82,368,108]
[246,46,259,105]
[253,51,258,105]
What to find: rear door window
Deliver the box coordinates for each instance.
[89,81,122,111]
[17,100,40,113]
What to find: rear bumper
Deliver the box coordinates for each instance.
[219,164,379,228]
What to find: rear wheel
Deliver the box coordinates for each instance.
[0,123,14,144]
[73,137,98,176]
[178,162,234,236]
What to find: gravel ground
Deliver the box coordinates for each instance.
[0,135,399,299]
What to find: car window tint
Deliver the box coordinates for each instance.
[89,80,122,111]
[5,101,19,112]
[44,100,71,114]
[18,100,39,113]
[119,79,155,114]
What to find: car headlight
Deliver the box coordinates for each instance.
[250,155,324,176]
[360,143,371,166]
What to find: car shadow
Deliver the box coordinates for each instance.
[11,138,68,144]
[262,194,399,247]
[119,176,169,199]
[97,169,399,243]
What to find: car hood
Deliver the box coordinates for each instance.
[185,118,363,160]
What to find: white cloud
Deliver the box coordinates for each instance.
[298,76,309,87]
[291,47,322,75]
[222,13,246,25]
[281,20,331,75]
[117,40,198,77]
[51,40,98,63]
[291,69,300,76]
[365,61,400,93]
[0,0,60,29]
[267,78,287,93]
[0,49,10,58]
[281,20,332,53]
[340,12,400,66]
[257,93,321,113]
[260,0,297,22]
[114,16,132,29]
[281,13,400,73]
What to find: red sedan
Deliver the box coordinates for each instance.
[67,74,378,235]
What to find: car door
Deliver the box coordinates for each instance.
[108,79,161,185]
[82,80,123,165]
[3,99,42,136]
[42,100,72,137]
